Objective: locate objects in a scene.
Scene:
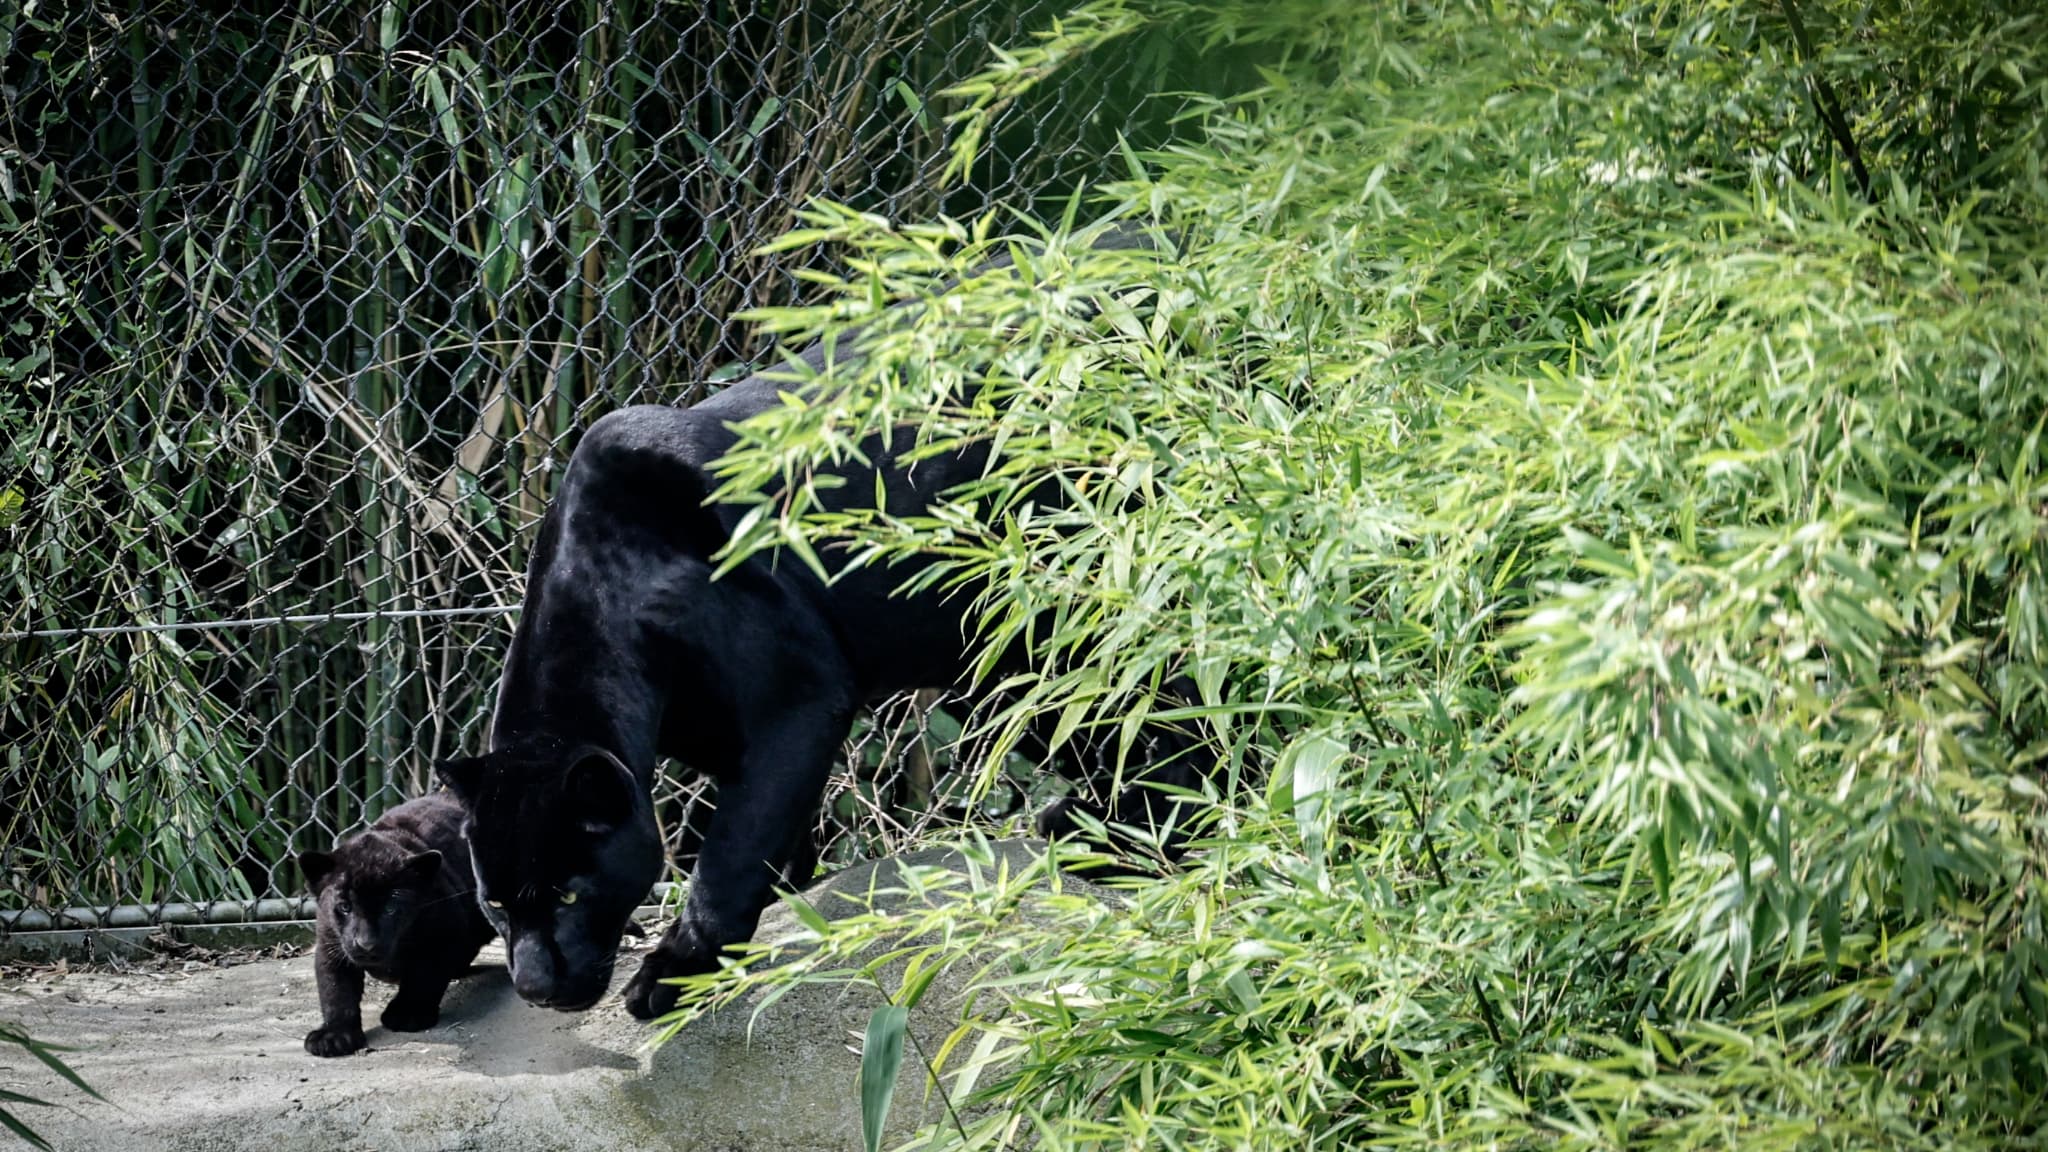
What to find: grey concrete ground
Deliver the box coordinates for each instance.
[0,842,1083,1152]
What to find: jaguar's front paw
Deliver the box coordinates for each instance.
[621,950,685,1021]
[1035,799,1159,880]
[304,1023,367,1058]
[380,1000,441,1033]
[1035,797,1105,840]
[623,925,723,1021]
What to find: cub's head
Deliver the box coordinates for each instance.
[436,745,661,1011]
[299,837,444,971]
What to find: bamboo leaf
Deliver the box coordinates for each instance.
[859,1004,910,1152]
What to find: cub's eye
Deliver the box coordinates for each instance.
[485,899,504,909]
[558,890,578,905]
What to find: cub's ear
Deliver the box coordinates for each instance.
[298,851,336,889]
[436,755,487,802]
[398,850,443,885]
[564,746,640,832]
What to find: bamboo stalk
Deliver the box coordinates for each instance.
[129,22,159,267]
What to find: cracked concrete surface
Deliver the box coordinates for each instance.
[0,841,1089,1152]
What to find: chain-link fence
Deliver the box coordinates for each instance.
[0,0,1196,931]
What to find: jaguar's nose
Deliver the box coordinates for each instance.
[509,932,556,1004]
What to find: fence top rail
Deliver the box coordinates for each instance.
[0,606,523,644]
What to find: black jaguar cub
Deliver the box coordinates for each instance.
[298,791,493,1057]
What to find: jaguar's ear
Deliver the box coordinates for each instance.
[436,755,487,803]
[299,851,336,889]
[398,850,443,886]
[564,746,640,832]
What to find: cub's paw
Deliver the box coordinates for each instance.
[304,1024,367,1057]
[380,1001,440,1033]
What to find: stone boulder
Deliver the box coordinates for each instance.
[598,837,1114,1151]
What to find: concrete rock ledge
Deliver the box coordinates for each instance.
[0,840,1106,1152]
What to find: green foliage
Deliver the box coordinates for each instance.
[661,0,2048,1147]
[0,1022,101,1150]
[862,1003,912,1152]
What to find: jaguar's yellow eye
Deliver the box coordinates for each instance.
[559,890,578,905]
[486,899,503,909]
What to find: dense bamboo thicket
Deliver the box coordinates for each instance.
[662,0,2048,1146]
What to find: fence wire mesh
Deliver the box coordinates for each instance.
[0,0,1190,927]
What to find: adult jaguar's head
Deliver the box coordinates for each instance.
[437,745,662,1011]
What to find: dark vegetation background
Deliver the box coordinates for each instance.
[0,0,1223,914]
